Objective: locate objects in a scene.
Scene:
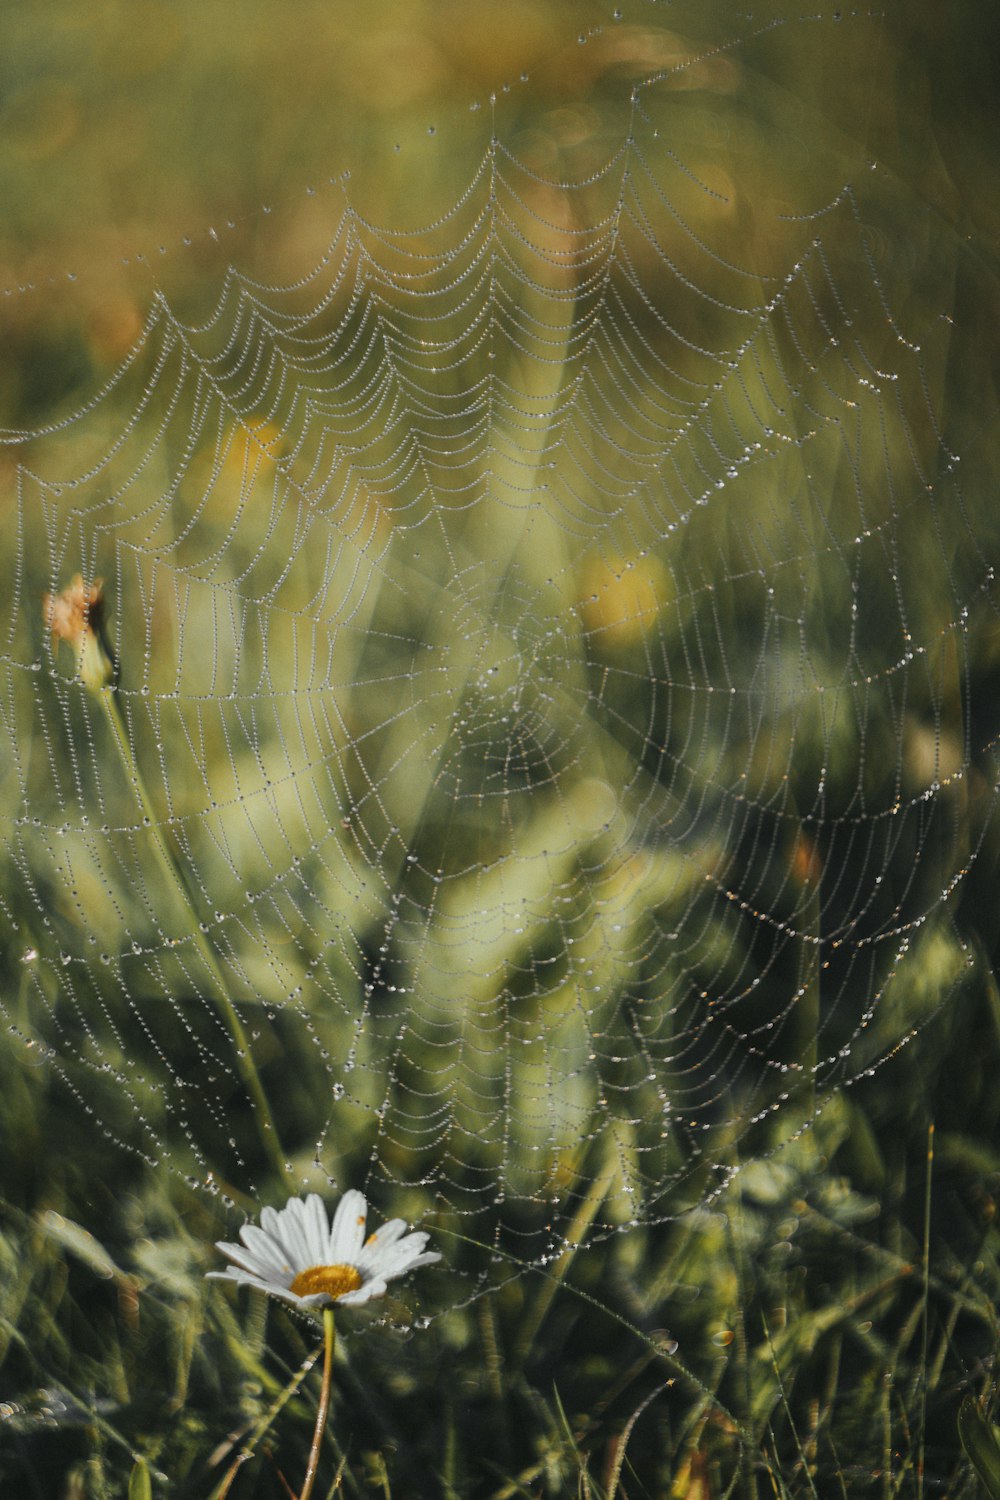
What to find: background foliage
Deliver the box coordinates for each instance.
[3,2,1000,1495]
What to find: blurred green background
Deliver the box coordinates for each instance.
[3,2,1000,1496]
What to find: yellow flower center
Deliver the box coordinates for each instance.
[289,1263,363,1300]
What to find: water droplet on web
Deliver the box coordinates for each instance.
[0,87,976,1333]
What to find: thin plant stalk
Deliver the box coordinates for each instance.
[99,682,289,1185]
[45,575,289,1183]
[917,1119,934,1500]
[208,1341,323,1500]
[299,1307,337,1500]
[514,1149,620,1363]
[789,813,820,1123]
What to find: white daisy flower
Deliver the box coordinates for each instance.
[207,1190,440,1309]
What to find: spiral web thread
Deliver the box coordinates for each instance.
[1,19,995,1312]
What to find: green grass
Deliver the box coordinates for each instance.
[4,5,1000,1496]
[3,994,1000,1498]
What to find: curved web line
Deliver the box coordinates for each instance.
[0,102,993,1306]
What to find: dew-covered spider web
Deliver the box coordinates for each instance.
[2,4,998,1316]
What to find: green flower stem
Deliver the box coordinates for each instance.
[98,683,290,1187]
[300,1307,336,1500]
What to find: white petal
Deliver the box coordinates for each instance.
[206,1267,259,1287]
[400,1250,442,1272]
[208,1268,279,1295]
[239,1223,296,1275]
[303,1194,331,1264]
[329,1189,367,1263]
[248,1280,323,1309]
[277,1198,313,1269]
[259,1204,283,1238]
[269,1284,329,1309]
[380,1248,442,1283]
[337,1277,386,1306]
[209,1265,329,1309]
[214,1240,271,1278]
[356,1219,407,1271]
[259,1205,297,1263]
[364,1231,433,1275]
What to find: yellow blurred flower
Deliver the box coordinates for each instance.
[579,552,667,645]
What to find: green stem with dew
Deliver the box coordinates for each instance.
[98,682,289,1186]
[299,1307,336,1500]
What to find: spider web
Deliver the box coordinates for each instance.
[1,5,996,1311]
